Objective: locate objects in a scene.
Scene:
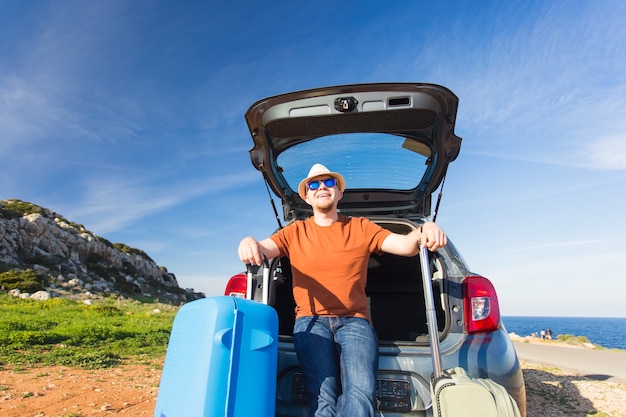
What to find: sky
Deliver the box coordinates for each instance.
[1,0,625,318]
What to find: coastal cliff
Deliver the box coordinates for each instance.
[0,199,204,304]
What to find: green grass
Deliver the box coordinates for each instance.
[0,294,179,369]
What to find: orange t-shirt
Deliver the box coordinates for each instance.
[270,215,391,320]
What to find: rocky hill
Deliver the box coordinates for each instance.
[0,199,204,304]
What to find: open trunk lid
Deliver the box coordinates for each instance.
[244,83,462,221]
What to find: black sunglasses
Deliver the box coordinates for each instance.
[306,178,337,191]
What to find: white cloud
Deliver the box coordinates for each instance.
[511,239,621,252]
[582,133,626,170]
[62,170,260,234]
[0,76,76,149]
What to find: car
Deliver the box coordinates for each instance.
[224,82,526,417]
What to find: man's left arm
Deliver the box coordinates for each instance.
[380,222,447,256]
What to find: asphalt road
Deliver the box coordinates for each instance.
[513,341,626,382]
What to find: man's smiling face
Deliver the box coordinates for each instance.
[304,176,343,214]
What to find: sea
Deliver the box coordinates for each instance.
[502,316,626,350]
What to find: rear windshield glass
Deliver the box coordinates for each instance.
[276,133,430,191]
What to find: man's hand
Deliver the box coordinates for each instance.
[238,236,263,266]
[238,236,280,266]
[421,222,447,251]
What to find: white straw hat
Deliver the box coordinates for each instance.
[297,163,346,199]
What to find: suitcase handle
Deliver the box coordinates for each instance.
[419,246,444,378]
[246,256,270,304]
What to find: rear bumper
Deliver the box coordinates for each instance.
[275,327,525,416]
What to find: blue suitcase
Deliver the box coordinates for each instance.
[154,294,278,417]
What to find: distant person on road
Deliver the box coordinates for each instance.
[540,329,546,340]
[238,163,448,417]
[546,328,553,340]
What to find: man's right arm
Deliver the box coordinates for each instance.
[238,236,280,266]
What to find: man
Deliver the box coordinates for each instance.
[238,163,447,417]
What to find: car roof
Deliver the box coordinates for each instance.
[244,82,462,221]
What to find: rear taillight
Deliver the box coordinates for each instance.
[463,275,501,333]
[224,273,247,298]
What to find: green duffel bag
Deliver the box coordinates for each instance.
[432,367,521,417]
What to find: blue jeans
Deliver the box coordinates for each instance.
[293,316,379,417]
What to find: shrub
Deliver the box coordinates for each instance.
[86,253,111,278]
[557,334,592,345]
[0,269,47,292]
[113,243,154,262]
[0,199,43,217]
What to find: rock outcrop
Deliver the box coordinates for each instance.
[0,199,204,304]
